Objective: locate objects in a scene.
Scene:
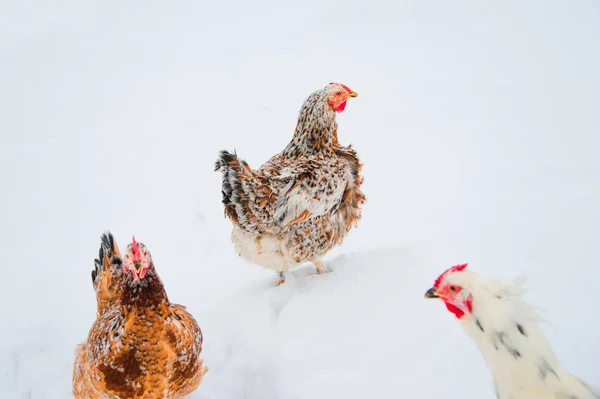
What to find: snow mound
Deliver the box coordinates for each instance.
[172,246,494,399]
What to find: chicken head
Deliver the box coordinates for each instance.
[122,236,153,280]
[327,82,358,112]
[425,263,473,319]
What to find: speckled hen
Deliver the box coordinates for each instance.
[215,83,365,284]
[73,233,208,399]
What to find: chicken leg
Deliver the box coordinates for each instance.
[313,259,329,274]
[277,271,286,286]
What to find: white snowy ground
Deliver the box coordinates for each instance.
[1,1,599,398]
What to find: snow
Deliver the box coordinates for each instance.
[1,0,599,398]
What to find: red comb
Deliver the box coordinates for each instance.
[433,263,468,288]
[329,82,352,92]
[131,236,141,261]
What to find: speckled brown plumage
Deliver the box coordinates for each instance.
[215,83,365,282]
[73,234,207,398]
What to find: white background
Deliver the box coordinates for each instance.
[1,1,599,398]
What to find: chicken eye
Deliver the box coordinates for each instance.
[335,91,342,96]
[449,285,457,292]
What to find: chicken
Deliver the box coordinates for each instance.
[215,82,365,284]
[425,264,599,399]
[73,233,208,399]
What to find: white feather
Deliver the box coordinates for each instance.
[445,271,598,399]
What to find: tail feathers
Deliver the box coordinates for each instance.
[214,150,256,228]
[214,150,240,207]
[91,231,122,285]
[91,231,125,316]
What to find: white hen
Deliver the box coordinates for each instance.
[425,264,599,399]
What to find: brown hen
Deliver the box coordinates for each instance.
[215,83,365,284]
[73,233,207,399]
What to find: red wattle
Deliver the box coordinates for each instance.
[443,295,473,319]
[335,101,347,113]
[444,302,465,319]
[130,269,139,280]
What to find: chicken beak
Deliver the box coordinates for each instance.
[133,261,142,275]
[347,91,358,98]
[424,288,439,299]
